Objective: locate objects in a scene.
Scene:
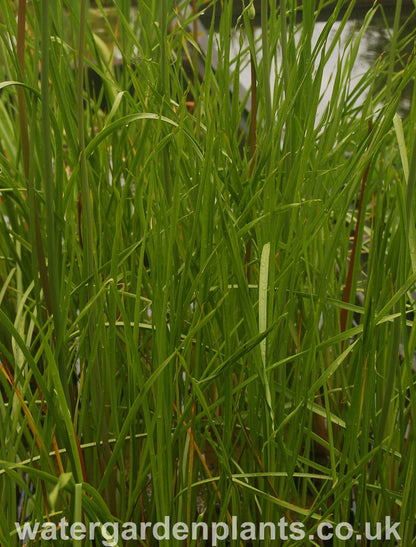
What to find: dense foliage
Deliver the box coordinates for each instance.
[1,0,416,545]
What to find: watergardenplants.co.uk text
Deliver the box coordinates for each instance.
[15,515,401,545]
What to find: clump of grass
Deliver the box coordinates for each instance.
[1,0,416,545]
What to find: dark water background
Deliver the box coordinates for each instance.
[88,4,415,117]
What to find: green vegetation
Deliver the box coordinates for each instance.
[1,0,416,545]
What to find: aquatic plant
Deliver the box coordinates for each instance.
[1,0,416,545]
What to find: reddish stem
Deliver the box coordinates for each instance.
[340,121,373,338]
